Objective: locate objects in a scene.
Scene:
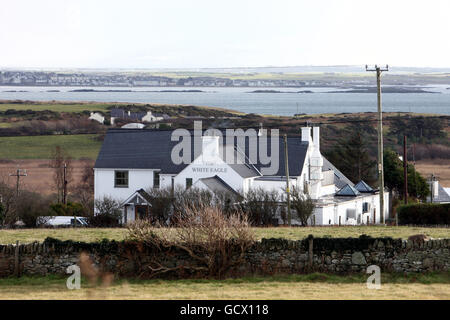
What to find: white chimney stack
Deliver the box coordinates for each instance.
[301,127,311,143]
[201,135,220,161]
[313,127,320,150]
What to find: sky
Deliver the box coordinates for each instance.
[1,0,450,69]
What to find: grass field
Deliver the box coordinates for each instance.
[0,101,242,115]
[1,226,448,244]
[0,273,448,300]
[0,134,102,159]
[0,102,110,113]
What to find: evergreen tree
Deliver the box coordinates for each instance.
[324,131,376,185]
[383,149,429,200]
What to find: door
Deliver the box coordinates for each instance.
[135,205,150,220]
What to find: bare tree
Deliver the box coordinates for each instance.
[49,146,73,203]
[0,179,17,226]
[72,162,94,215]
[291,185,316,226]
[239,188,280,226]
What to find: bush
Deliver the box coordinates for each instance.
[49,202,85,216]
[88,196,122,227]
[239,188,280,226]
[16,191,52,227]
[0,203,4,225]
[397,203,450,225]
[127,205,255,278]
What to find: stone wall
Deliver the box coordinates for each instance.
[0,236,449,278]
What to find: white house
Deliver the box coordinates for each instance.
[427,176,450,204]
[94,126,390,225]
[89,112,105,124]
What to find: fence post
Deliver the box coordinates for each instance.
[14,240,20,277]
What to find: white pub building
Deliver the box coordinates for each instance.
[94,126,390,225]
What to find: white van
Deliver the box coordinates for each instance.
[36,216,88,227]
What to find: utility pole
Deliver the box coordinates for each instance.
[63,162,67,205]
[403,135,408,205]
[400,135,408,227]
[9,168,27,197]
[366,64,388,224]
[283,134,291,226]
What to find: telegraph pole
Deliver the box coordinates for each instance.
[366,64,388,224]
[9,168,27,197]
[403,135,408,205]
[283,134,291,226]
[63,162,67,205]
[400,135,408,227]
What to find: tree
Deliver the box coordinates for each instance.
[49,146,73,203]
[383,149,429,200]
[239,188,279,226]
[388,116,446,144]
[88,196,122,227]
[0,181,17,226]
[15,190,51,227]
[72,162,94,216]
[291,186,316,226]
[324,131,376,185]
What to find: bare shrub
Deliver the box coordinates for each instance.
[145,186,242,225]
[291,186,316,226]
[239,188,280,226]
[88,196,122,227]
[127,205,255,278]
[413,144,450,160]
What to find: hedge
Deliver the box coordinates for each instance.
[397,203,450,225]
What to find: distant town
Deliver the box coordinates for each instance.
[0,70,350,87]
[2,69,449,88]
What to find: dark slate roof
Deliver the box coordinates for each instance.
[336,184,361,197]
[110,108,146,121]
[427,183,450,203]
[94,129,309,177]
[354,180,374,193]
[322,157,355,188]
[198,175,240,196]
[137,189,153,203]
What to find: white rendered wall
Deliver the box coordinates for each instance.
[94,168,155,202]
[174,157,246,193]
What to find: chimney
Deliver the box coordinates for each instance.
[202,135,220,161]
[432,179,439,200]
[301,127,311,143]
[313,127,320,150]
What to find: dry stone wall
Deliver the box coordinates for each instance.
[0,236,449,278]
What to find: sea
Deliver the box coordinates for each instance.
[1,85,449,116]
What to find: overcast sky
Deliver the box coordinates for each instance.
[1,0,449,69]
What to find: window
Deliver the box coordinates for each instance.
[186,178,193,189]
[153,171,160,188]
[362,202,369,213]
[115,171,129,188]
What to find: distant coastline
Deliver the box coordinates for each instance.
[68,89,205,93]
[327,87,439,94]
[248,89,313,93]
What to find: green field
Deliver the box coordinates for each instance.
[1,226,448,244]
[0,102,110,113]
[0,273,448,300]
[0,134,102,159]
